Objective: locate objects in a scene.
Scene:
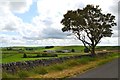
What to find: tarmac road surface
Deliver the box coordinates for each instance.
[74,58,119,78]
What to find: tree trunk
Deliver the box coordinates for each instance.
[90,46,96,57]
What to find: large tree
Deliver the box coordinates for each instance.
[61,5,116,56]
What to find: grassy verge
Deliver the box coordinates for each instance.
[2,52,119,78]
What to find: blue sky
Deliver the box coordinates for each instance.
[0,0,119,47]
[14,2,38,23]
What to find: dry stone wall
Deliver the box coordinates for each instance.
[2,54,92,73]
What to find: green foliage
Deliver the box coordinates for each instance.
[45,46,54,49]
[23,53,27,58]
[71,49,75,52]
[61,4,117,54]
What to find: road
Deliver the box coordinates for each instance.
[74,58,119,78]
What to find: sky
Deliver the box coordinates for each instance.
[0,0,119,47]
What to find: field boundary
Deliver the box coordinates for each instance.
[2,54,93,73]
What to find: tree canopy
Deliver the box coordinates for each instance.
[61,5,116,55]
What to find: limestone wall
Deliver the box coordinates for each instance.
[2,54,92,73]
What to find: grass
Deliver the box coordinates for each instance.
[44,46,84,52]
[2,54,43,63]
[2,52,119,78]
[33,66,48,75]
[47,64,67,72]
[17,71,31,78]
[1,46,84,52]
[96,46,119,51]
[2,46,83,64]
[2,53,81,63]
[2,46,119,63]
[1,46,120,78]
[97,52,120,66]
[2,72,17,78]
[33,52,119,78]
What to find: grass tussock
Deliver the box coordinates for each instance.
[17,70,32,78]
[33,66,48,75]
[2,72,17,78]
[47,64,66,71]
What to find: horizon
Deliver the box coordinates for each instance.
[1,44,119,48]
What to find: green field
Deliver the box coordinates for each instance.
[1,46,119,64]
[2,53,81,63]
[1,46,120,78]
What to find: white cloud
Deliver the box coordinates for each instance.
[33,0,118,45]
[0,0,119,47]
[42,27,70,39]
[19,23,40,38]
[112,30,118,37]
[0,34,26,47]
[0,0,33,14]
[99,37,118,46]
[0,15,22,31]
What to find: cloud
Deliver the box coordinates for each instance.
[109,0,119,15]
[0,0,33,14]
[112,30,118,37]
[0,34,26,47]
[0,13,22,32]
[100,37,118,46]
[42,27,70,39]
[0,0,119,47]
[2,21,17,31]
[0,0,30,32]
